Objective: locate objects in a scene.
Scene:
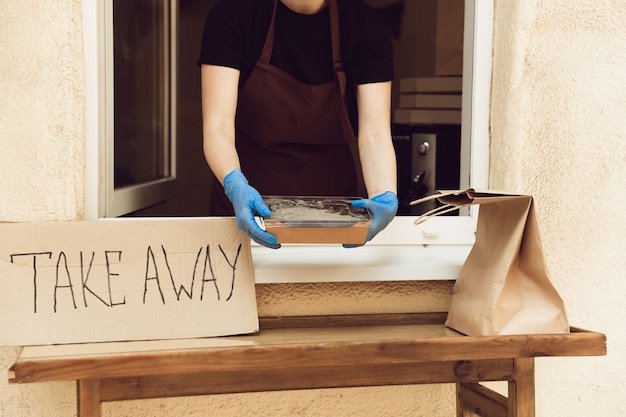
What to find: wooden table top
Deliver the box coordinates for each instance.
[9,313,606,384]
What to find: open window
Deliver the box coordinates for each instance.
[83,0,493,283]
[84,0,177,218]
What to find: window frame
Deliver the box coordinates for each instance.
[83,0,493,283]
[84,0,178,219]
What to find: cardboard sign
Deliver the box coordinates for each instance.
[0,218,259,346]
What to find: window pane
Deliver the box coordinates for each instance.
[113,0,170,188]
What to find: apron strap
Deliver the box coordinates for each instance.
[329,0,343,74]
[328,0,355,141]
[258,0,354,140]
[259,0,278,64]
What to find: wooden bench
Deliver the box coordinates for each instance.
[8,312,606,417]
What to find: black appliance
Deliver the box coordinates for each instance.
[392,123,461,215]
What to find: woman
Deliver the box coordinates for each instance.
[199,0,398,248]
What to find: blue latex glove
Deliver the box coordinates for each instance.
[223,169,280,249]
[344,191,398,248]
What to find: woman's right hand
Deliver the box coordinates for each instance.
[223,169,281,249]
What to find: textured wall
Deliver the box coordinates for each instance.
[0,1,85,416]
[490,0,626,416]
[0,0,85,222]
[1,0,625,416]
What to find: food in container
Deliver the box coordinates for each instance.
[260,196,371,244]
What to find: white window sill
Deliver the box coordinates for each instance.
[252,216,475,283]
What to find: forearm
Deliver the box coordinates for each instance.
[351,126,398,246]
[202,125,240,184]
[201,64,241,184]
[356,81,397,198]
[358,132,397,198]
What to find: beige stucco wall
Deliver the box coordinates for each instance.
[0,1,624,417]
[0,0,85,222]
[489,1,626,415]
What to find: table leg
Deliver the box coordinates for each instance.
[77,379,103,417]
[508,358,535,417]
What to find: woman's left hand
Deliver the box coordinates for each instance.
[345,191,398,247]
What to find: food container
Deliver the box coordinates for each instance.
[260,196,371,244]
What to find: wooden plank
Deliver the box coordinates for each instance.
[259,312,448,329]
[8,326,515,383]
[77,379,102,417]
[99,359,515,401]
[457,382,508,417]
[508,358,535,417]
[525,329,606,357]
[9,320,607,384]
[6,312,607,417]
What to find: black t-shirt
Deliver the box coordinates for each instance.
[198,0,394,132]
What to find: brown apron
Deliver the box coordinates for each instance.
[210,0,358,215]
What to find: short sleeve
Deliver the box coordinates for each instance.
[350,4,394,85]
[198,0,252,69]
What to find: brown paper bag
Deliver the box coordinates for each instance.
[411,190,570,336]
